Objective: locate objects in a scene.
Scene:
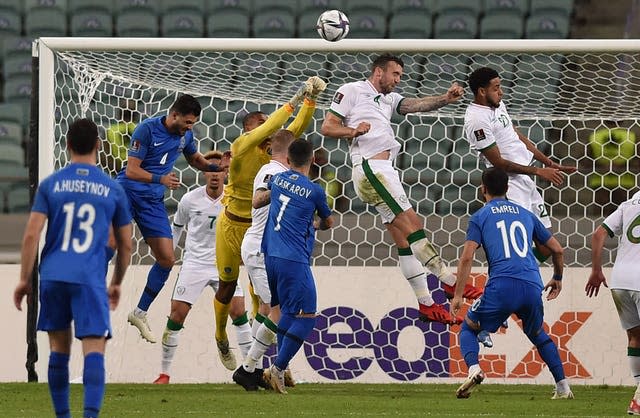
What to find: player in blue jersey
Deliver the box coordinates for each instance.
[260,139,333,394]
[116,94,230,343]
[13,119,133,418]
[450,167,573,400]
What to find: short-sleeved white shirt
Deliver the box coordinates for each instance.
[464,101,533,168]
[329,80,404,165]
[241,160,288,255]
[173,186,223,266]
[603,191,640,291]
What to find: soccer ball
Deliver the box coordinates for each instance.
[316,10,349,42]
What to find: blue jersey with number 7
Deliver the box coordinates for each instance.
[262,169,331,264]
[466,198,551,288]
[32,163,132,286]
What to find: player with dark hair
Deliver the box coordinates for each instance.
[212,77,326,370]
[321,53,480,325]
[262,139,334,394]
[14,118,133,417]
[451,167,572,400]
[117,94,230,344]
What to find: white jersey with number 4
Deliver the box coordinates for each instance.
[464,101,533,168]
[172,186,223,266]
[241,160,288,256]
[329,80,404,165]
[603,191,640,291]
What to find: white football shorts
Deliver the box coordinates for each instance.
[241,239,270,304]
[611,289,640,330]
[352,159,412,224]
[507,174,552,229]
[172,261,243,305]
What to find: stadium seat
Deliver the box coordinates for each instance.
[433,13,477,39]
[0,164,28,207]
[0,143,24,166]
[68,0,112,14]
[345,0,388,15]
[70,11,114,37]
[0,11,22,39]
[298,0,345,15]
[434,0,481,17]
[297,10,322,38]
[206,0,251,16]
[530,0,574,18]
[0,121,23,145]
[116,11,159,37]
[7,187,30,213]
[114,0,160,15]
[206,11,250,38]
[253,0,297,15]
[25,9,68,37]
[347,11,387,39]
[2,37,32,60]
[24,0,67,14]
[0,102,26,127]
[480,12,523,39]
[0,0,22,14]
[161,11,204,38]
[483,0,528,16]
[3,74,32,104]
[163,0,204,14]
[253,11,296,38]
[3,54,32,78]
[525,13,570,39]
[390,0,433,15]
[389,13,432,39]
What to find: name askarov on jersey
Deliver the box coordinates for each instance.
[273,175,313,198]
[53,179,111,197]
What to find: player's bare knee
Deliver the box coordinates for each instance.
[170,301,190,324]
[228,297,246,318]
[627,326,640,346]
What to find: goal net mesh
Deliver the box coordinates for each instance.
[48,44,640,268]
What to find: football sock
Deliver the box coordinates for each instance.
[244,318,277,373]
[276,312,295,353]
[407,230,456,285]
[274,314,315,371]
[213,297,230,342]
[232,312,252,359]
[628,347,640,383]
[459,322,480,367]
[48,351,70,418]
[137,263,172,311]
[83,352,105,418]
[555,378,570,393]
[398,247,434,306]
[529,330,565,383]
[161,318,183,375]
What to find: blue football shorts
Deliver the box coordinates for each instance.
[265,256,316,315]
[38,280,112,339]
[124,189,172,238]
[466,277,544,337]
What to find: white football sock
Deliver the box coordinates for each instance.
[468,364,481,377]
[629,352,640,383]
[133,307,147,317]
[234,321,253,360]
[399,253,434,306]
[161,328,181,375]
[243,322,276,373]
[555,378,570,393]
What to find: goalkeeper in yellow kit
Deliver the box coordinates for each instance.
[213,76,326,370]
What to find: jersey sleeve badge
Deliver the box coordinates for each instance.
[474,129,486,141]
[333,92,344,104]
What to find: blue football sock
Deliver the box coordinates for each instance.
[274,315,316,371]
[83,352,105,418]
[276,313,294,353]
[137,263,171,311]
[48,351,71,418]
[529,330,565,383]
[460,322,480,368]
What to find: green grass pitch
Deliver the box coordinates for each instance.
[0,383,632,417]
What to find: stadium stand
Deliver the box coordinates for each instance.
[483,0,528,16]
[68,0,112,14]
[25,9,68,37]
[530,0,574,17]
[161,11,204,38]
[116,10,159,37]
[480,12,524,38]
[0,10,22,39]
[163,0,204,14]
[434,13,478,39]
[206,0,251,16]
[347,11,387,39]
[114,0,160,15]
[253,11,296,38]
[389,13,432,39]
[345,0,389,15]
[70,11,114,37]
[253,0,297,15]
[525,13,570,38]
[206,11,250,38]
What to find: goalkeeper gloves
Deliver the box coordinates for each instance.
[308,76,327,100]
[289,79,314,107]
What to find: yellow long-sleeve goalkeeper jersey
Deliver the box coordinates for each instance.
[223,98,316,219]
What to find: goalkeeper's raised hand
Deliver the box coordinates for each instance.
[308,76,327,100]
[289,78,314,107]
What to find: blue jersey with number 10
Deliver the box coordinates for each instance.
[116,115,197,198]
[262,169,332,264]
[32,163,132,287]
[467,198,551,289]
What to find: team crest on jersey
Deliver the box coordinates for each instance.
[290,174,299,180]
[131,140,140,151]
[333,92,344,104]
[224,266,232,274]
[176,286,185,296]
[263,174,272,183]
[474,129,486,141]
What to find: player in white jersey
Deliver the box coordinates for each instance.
[153,151,252,384]
[233,129,296,391]
[587,190,640,415]
[464,67,575,258]
[321,53,482,326]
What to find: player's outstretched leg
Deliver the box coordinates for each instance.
[527,328,573,399]
[456,365,485,399]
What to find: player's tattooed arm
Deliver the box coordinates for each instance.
[398,82,464,114]
[253,188,271,209]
